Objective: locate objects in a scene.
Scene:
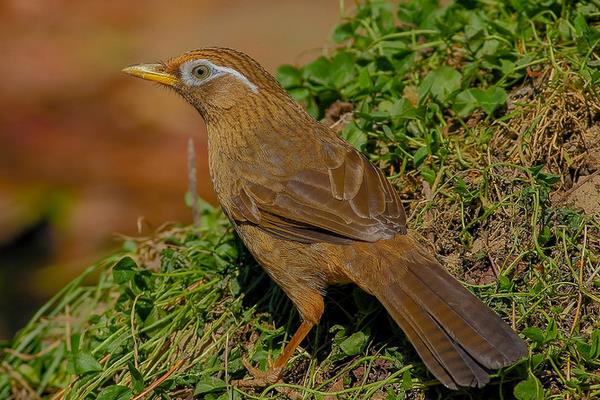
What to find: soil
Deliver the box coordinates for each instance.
[553,174,600,215]
[426,78,600,288]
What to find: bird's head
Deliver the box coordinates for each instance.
[123,48,288,123]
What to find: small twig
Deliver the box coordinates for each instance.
[131,357,187,400]
[329,112,353,130]
[131,295,141,369]
[99,354,111,365]
[65,305,72,352]
[512,301,517,331]
[1,361,42,400]
[136,217,153,235]
[49,388,65,400]
[584,260,600,286]
[3,341,60,361]
[188,137,201,228]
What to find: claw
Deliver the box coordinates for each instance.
[233,321,315,389]
[233,356,283,387]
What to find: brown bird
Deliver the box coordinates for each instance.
[123,48,527,390]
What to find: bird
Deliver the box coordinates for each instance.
[123,47,527,390]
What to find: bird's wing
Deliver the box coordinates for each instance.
[229,142,406,244]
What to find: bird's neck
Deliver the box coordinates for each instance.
[203,90,320,197]
[205,90,314,162]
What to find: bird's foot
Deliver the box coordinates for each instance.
[232,356,284,387]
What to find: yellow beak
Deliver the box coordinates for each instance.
[122,63,178,86]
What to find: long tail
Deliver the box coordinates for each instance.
[344,234,527,389]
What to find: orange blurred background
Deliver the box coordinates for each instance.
[0,0,342,338]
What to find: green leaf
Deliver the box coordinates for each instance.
[97,385,132,400]
[418,66,462,103]
[401,369,412,390]
[514,375,544,400]
[413,146,429,166]
[276,65,302,88]
[588,329,600,359]
[531,353,545,370]
[288,87,310,102]
[500,59,516,76]
[385,98,419,120]
[330,324,347,344]
[465,12,485,39]
[498,275,512,291]
[477,39,500,57]
[128,362,144,393]
[358,67,373,90]
[70,333,81,354]
[330,52,356,89]
[381,124,394,141]
[470,86,507,114]
[544,319,557,343]
[455,87,507,116]
[112,257,137,284]
[341,122,367,150]
[340,331,368,356]
[420,167,436,185]
[522,327,545,345]
[302,57,331,85]
[454,89,479,117]
[538,225,552,245]
[194,376,226,395]
[528,164,560,187]
[73,352,102,375]
[229,278,241,296]
[333,22,354,43]
[398,0,440,27]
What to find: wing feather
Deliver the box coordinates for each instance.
[228,141,406,243]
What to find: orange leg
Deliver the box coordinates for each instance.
[234,320,314,387]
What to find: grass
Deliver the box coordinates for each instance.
[1,0,600,399]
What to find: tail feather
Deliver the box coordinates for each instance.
[345,235,527,389]
[391,310,458,388]
[399,261,522,368]
[382,285,490,388]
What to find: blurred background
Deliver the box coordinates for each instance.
[0,0,342,339]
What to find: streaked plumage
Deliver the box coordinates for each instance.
[123,47,527,390]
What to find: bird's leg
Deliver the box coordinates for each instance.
[234,320,314,387]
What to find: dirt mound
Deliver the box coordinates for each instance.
[419,76,600,291]
[493,77,600,188]
[553,173,600,215]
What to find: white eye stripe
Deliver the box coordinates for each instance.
[214,65,258,93]
[180,60,258,93]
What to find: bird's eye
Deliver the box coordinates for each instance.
[192,65,210,80]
